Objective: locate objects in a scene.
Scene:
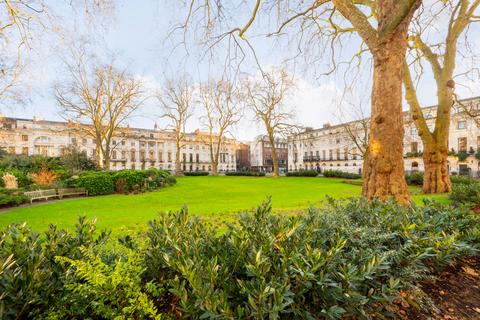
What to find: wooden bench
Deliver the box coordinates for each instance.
[58,188,88,199]
[24,189,58,203]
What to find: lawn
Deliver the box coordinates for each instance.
[0,176,449,233]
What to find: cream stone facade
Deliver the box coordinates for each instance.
[288,97,480,177]
[0,117,237,173]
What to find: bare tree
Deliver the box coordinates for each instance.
[56,53,144,169]
[243,68,296,177]
[172,0,423,204]
[0,1,114,111]
[403,0,480,194]
[199,79,241,175]
[157,77,194,176]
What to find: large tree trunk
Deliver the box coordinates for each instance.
[422,142,451,193]
[211,162,218,175]
[175,145,183,176]
[267,133,279,177]
[362,37,410,205]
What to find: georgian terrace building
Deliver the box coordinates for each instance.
[0,117,237,173]
[288,96,480,177]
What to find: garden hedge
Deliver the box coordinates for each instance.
[286,170,318,177]
[323,169,361,179]
[1,198,478,319]
[183,171,210,176]
[225,171,266,176]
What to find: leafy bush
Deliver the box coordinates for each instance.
[30,170,58,187]
[457,151,469,161]
[112,170,146,193]
[450,182,480,208]
[184,171,210,176]
[1,199,478,319]
[144,198,479,319]
[73,171,115,196]
[51,243,161,319]
[225,171,266,176]
[0,217,109,319]
[405,171,424,185]
[475,151,480,160]
[0,189,29,208]
[286,170,318,177]
[323,169,361,179]
[59,146,98,175]
[450,175,478,185]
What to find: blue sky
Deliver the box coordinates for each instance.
[3,1,480,141]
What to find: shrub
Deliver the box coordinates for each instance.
[450,182,480,208]
[450,175,477,185]
[323,169,361,179]
[476,151,480,161]
[225,171,266,176]
[183,171,210,176]
[144,198,479,319]
[405,171,424,185]
[30,170,58,188]
[286,170,318,177]
[112,170,146,193]
[457,151,469,161]
[59,146,98,175]
[0,217,110,319]
[74,171,114,196]
[0,189,29,208]
[0,199,478,319]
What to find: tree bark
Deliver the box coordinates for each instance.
[175,145,183,176]
[422,142,451,193]
[211,162,218,175]
[268,133,279,177]
[362,36,410,205]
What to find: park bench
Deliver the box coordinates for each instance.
[58,188,88,199]
[24,189,58,203]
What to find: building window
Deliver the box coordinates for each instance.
[336,149,340,160]
[196,153,199,163]
[121,151,126,159]
[458,137,467,152]
[8,146,15,153]
[22,147,28,155]
[457,120,466,129]
[168,152,172,162]
[329,150,333,160]
[159,152,163,162]
[21,135,28,141]
[344,148,348,160]
[352,148,357,160]
[71,137,77,144]
[82,138,87,144]
[112,150,117,160]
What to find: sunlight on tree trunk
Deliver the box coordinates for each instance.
[363,41,410,205]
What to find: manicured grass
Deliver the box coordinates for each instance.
[0,176,449,233]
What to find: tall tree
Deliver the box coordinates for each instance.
[403,0,480,193]
[56,53,144,169]
[174,0,422,204]
[243,68,296,177]
[199,79,241,175]
[0,1,113,111]
[157,77,193,176]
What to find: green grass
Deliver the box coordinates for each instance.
[0,176,449,233]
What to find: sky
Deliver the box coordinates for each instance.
[2,1,480,141]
